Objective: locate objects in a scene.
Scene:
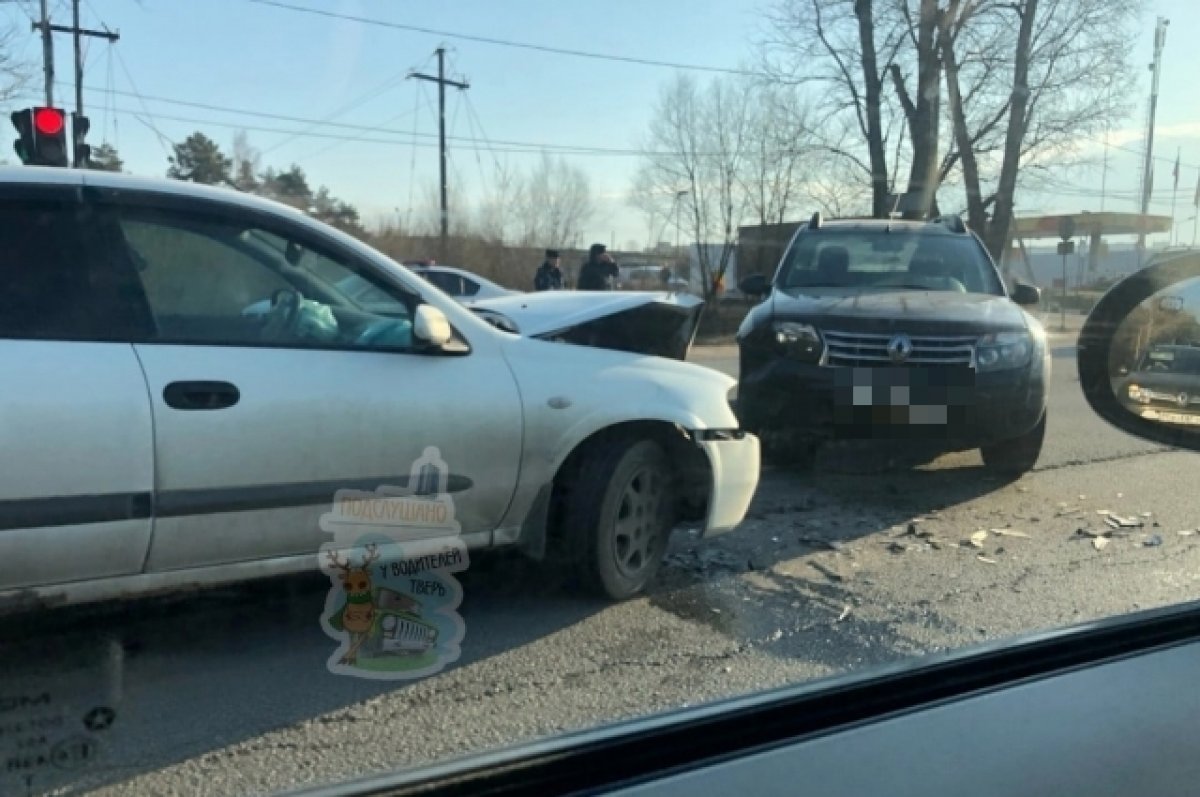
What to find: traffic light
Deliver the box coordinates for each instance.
[10,107,69,167]
[72,112,91,167]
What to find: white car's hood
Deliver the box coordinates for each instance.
[471,291,701,337]
[470,291,705,361]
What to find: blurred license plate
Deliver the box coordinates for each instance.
[832,367,974,426]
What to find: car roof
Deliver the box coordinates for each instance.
[803,219,961,236]
[0,166,312,221]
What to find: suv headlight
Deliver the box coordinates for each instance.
[976,331,1033,372]
[773,321,823,361]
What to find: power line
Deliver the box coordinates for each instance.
[247,0,760,77]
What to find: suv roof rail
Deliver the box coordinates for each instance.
[930,214,966,234]
[808,211,822,230]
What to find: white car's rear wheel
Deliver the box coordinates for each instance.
[566,439,676,600]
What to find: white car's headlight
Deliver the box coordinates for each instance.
[976,331,1033,372]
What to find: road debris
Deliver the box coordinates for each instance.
[991,529,1030,539]
[1093,536,1110,551]
[1178,529,1197,537]
[977,555,998,564]
[836,605,852,622]
[1143,534,1163,547]
[966,530,989,548]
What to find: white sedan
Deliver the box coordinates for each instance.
[0,168,760,610]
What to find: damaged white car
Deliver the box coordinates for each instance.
[0,169,760,612]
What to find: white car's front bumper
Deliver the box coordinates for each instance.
[696,433,761,536]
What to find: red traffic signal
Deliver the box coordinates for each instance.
[10,106,69,167]
[33,107,65,136]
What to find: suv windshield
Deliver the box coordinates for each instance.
[777,230,1004,295]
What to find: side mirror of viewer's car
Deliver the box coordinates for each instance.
[1012,282,1041,307]
[413,304,453,350]
[1078,255,1200,451]
[739,273,770,298]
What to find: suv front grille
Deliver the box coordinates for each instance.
[822,330,976,368]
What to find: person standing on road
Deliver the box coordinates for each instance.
[578,243,619,291]
[534,249,564,291]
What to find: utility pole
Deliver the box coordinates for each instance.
[409,48,469,254]
[1137,16,1169,264]
[72,0,82,120]
[31,0,119,165]
[38,0,52,105]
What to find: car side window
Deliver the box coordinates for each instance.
[0,199,153,342]
[461,278,481,297]
[426,271,464,295]
[116,207,418,352]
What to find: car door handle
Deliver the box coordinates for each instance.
[163,381,241,411]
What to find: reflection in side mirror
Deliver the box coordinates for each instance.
[413,304,452,349]
[1012,282,1040,307]
[739,274,770,298]
[1078,256,1200,450]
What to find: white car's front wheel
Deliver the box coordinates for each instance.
[566,438,676,600]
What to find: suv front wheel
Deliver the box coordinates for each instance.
[981,413,1046,476]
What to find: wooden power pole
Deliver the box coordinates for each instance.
[409,48,469,253]
[31,0,119,164]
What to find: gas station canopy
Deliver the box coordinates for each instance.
[1012,212,1174,239]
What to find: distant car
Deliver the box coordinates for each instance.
[410,265,519,304]
[337,265,516,309]
[1119,344,1200,426]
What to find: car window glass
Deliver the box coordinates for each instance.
[0,200,152,341]
[461,277,481,296]
[117,209,416,351]
[780,232,1001,295]
[427,271,464,294]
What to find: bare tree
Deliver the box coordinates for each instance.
[516,152,594,250]
[475,159,521,245]
[938,0,1142,258]
[740,82,818,225]
[633,73,751,302]
[0,26,30,106]
[762,0,909,217]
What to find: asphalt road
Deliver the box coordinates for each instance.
[7,323,1200,797]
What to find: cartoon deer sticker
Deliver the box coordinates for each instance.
[326,543,382,665]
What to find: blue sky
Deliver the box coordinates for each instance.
[2,0,1198,248]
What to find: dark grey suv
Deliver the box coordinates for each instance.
[735,213,1049,475]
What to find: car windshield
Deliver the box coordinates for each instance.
[0,1,1194,796]
[777,230,1005,295]
[1141,346,1200,374]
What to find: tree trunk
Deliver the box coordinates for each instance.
[939,2,986,233]
[894,0,942,219]
[984,0,1039,260]
[854,0,890,218]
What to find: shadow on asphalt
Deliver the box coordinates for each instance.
[0,453,1014,796]
[0,551,607,796]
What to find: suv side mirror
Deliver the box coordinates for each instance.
[413,304,452,349]
[739,273,770,298]
[1012,282,1040,307]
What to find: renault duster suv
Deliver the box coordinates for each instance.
[736,213,1049,475]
